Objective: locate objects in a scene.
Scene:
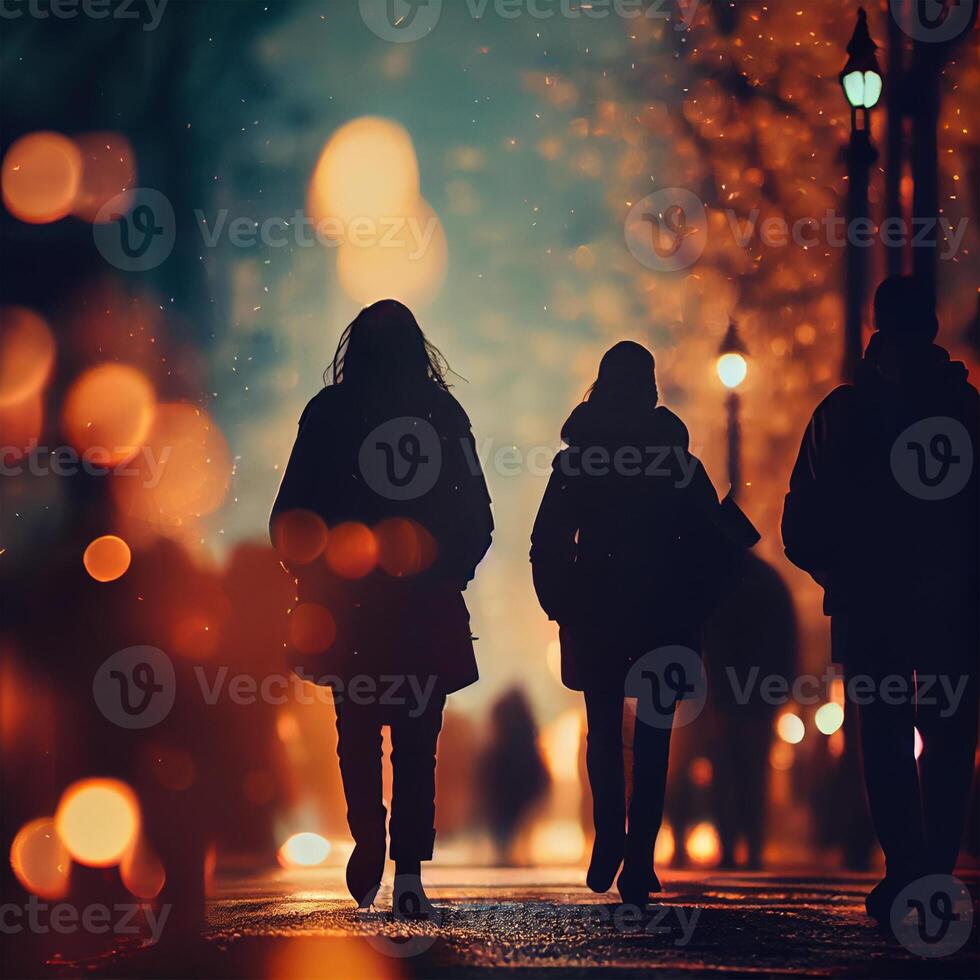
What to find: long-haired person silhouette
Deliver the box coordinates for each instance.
[531,341,749,906]
[271,300,492,916]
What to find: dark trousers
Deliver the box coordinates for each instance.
[333,693,446,863]
[841,615,978,877]
[584,685,673,871]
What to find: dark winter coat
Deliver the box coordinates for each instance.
[782,336,979,668]
[530,400,747,691]
[271,381,493,694]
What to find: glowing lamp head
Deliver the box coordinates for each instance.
[841,10,883,111]
[716,353,748,390]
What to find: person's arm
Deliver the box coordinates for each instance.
[781,392,847,585]
[269,398,325,579]
[437,424,493,588]
[529,453,579,622]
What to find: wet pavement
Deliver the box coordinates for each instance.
[14,867,979,978]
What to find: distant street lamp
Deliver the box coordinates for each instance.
[717,318,749,499]
[840,8,882,382]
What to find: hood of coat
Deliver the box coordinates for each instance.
[858,334,971,395]
[560,401,690,452]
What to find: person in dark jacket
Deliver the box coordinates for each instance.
[271,300,493,915]
[782,276,979,923]
[530,341,730,906]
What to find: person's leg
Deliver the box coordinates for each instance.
[389,692,446,917]
[583,685,627,892]
[620,700,673,902]
[917,666,978,875]
[334,698,386,906]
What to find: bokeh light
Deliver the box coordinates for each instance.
[55,778,140,867]
[336,196,448,308]
[375,517,437,577]
[1,131,82,224]
[271,509,328,565]
[71,132,137,223]
[528,819,585,865]
[716,352,748,389]
[278,832,331,868]
[308,116,419,229]
[83,534,132,583]
[289,603,337,655]
[685,821,722,868]
[324,522,378,579]
[0,306,56,408]
[9,817,71,899]
[112,403,232,525]
[777,712,805,745]
[62,363,156,466]
[814,702,844,736]
[120,833,166,899]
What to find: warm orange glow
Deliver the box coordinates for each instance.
[289,603,337,655]
[375,517,437,577]
[2,131,82,224]
[120,833,166,899]
[308,116,419,229]
[0,393,43,462]
[685,821,722,868]
[654,821,676,866]
[528,819,586,865]
[83,535,132,583]
[9,817,70,899]
[776,712,805,745]
[336,197,448,308]
[268,937,396,980]
[540,709,582,782]
[172,613,219,659]
[277,832,331,868]
[112,403,232,525]
[62,363,155,466]
[72,132,137,223]
[689,756,713,788]
[55,778,140,868]
[325,522,378,579]
[0,306,56,408]
[271,509,328,565]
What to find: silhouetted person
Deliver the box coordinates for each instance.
[271,300,492,915]
[783,276,979,922]
[703,551,798,868]
[531,341,749,906]
[477,688,549,863]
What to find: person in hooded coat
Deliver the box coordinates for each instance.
[782,275,979,923]
[530,341,733,906]
[271,300,492,916]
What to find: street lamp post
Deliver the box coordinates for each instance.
[716,318,749,500]
[840,8,882,382]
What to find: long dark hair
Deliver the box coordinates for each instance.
[325,299,452,391]
[586,340,659,410]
